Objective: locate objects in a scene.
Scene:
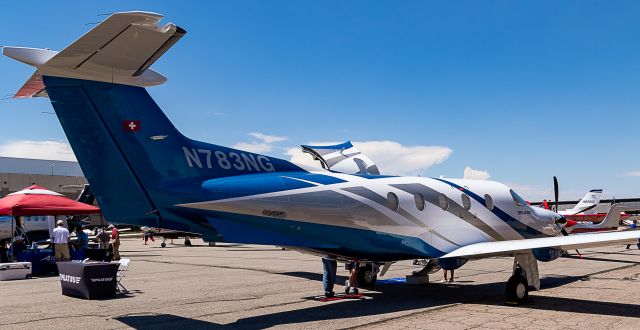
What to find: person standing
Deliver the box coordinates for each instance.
[96,227,111,260]
[344,260,359,294]
[109,224,121,260]
[440,268,454,283]
[74,226,89,253]
[52,220,70,261]
[322,257,337,298]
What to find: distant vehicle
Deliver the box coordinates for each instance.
[5,11,640,304]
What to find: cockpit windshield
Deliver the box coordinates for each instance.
[510,189,528,207]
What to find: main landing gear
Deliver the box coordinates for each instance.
[357,264,379,287]
[505,252,540,305]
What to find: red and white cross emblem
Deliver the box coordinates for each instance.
[123,120,141,132]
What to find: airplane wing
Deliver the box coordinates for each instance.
[301,141,380,175]
[441,230,640,259]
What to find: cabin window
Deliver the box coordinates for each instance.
[437,193,449,210]
[461,193,471,210]
[387,192,399,211]
[484,194,494,210]
[414,193,425,211]
[510,189,527,206]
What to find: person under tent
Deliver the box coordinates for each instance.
[74,225,89,253]
[52,220,70,261]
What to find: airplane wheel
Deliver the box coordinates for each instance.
[161,242,167,248]
[505,274,529,305]
[357,266,377,287]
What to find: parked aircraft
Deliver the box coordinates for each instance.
[5,11,640,304]
[561,189,603,215]
[0,215,50,242]
[540,188,632,227]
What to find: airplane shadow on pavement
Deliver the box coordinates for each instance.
[114,274,640,330]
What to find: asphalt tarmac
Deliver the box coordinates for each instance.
[2,238,640,329]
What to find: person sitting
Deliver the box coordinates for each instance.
[11,236,27,260]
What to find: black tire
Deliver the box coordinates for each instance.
[356,266,377,287]
[505,274,529,305]
[161,242,167,248]
[26,274,32,279]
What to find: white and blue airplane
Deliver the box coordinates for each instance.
[4,11,640,304]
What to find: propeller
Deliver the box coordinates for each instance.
[553,176,582,258]
[553,176,559,213]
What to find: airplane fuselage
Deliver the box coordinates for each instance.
[0,216,50,241]
[178,172,563,261]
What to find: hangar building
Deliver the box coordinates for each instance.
[0,156,87,199]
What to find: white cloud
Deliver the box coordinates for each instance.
[249,132,287,144]
[286,140,452,175]
[0,140,77,161]
[623,171,640,177]
[463,166,490,180]
[232,132,288,154]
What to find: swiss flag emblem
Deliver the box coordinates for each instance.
[124,120,140,132]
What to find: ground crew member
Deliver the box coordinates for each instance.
[322,257,337,298]
[109,224,121,260]
[52,220,70,261]
[345,260,359,294]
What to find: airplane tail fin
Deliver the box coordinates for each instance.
[571,189,603,214]
[569,203,626,233]
[4,12,302,238]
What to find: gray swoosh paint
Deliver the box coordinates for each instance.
[184,190,416,234]
[391,183,504,241]
[342,186,462,247]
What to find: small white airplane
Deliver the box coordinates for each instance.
[538,188,632,233]
[4,11,640,304]
[0,215,51,242]
[561,189,603,216]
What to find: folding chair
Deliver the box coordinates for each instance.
[116,258,130,293]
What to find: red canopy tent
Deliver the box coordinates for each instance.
[0,185,100,216]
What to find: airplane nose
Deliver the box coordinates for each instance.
[555,216,567,226]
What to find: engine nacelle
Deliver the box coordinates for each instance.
[437,257,468,270]
[532,247,564,262]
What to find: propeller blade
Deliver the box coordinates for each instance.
[553,176,559,213]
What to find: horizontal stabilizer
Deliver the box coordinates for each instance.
[301,141,380,175]
[14,72,47,98]
[441,230,640,259]
[3,11,186,97]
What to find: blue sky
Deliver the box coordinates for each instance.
[1,1,640,200]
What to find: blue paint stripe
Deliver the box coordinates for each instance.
[205,210,445,260]
[434,178,543,239]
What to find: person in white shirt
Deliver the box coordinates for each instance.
[52,220,70,261]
